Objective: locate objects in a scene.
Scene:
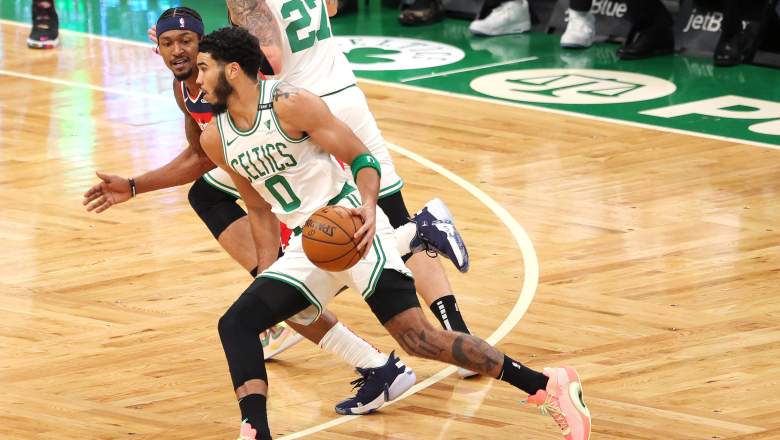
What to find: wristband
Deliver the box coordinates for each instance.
[351,153,381,181]
[128,178,137,198]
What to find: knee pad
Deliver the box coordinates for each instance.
[188,177,246,239]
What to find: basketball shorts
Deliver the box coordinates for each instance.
[202,85,403,200]
[259,188,413,325]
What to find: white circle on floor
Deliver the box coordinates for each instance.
[471,68,677,104]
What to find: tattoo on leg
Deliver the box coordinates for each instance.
[399,328,443,359]
[452,334,501,374]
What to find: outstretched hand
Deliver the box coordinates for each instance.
[350,203,376,258]
[82,172,132,213]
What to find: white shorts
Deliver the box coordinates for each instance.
[260,188,412,325]
[202,84,403,200]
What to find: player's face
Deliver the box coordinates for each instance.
[158,30,199,81]
[196,53,233,114]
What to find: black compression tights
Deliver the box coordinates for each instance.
[218,277,310,389]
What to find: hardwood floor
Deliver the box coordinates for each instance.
[1,22,779,439]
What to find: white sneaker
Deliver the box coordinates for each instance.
[469,0,531,36]
[560,9,595,49]
[261,323,304,360]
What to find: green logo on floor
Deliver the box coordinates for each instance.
[470,68,676,104]
[336,36,464,71]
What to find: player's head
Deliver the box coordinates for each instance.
[156,7,204,81]
[197,27,265,114]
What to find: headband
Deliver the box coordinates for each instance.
[156,13,204,39]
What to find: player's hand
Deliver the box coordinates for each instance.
[148,25,160,55]
[82,171,133,213]
[350,203,376,258]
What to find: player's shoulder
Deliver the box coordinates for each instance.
[200,120,221,148]
[270,81,318,114]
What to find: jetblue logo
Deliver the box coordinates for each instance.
[590,0,627,18]
[682,9,748,33]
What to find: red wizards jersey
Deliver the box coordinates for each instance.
[180,81,293,249]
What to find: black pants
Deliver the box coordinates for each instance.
[570,0,592,12]
[624,0,673,30]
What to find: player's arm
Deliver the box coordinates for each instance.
[82,80,216,213]
[273,83,379,256]
[200,122,281,271]
[225,0,283,75]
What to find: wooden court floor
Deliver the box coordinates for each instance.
[2,22,780,440]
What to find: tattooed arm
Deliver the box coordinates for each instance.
[225,0,283,74]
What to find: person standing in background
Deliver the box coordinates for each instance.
[28,0,59,49]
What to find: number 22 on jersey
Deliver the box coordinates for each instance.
[282,0,332,53]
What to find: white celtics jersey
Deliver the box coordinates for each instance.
[267,0,356,96]
[215,80,348,229]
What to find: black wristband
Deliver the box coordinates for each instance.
[128,178,137,198]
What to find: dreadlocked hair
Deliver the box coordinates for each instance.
[199,27,265,78]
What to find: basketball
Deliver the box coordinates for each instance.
[302,205,364,271]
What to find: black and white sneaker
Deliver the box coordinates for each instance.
[410,198,470,273]
[27,1,59,49]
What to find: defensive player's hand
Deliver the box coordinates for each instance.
[148,25,160,55]
[82,172,132,213]
[350,203,376,258]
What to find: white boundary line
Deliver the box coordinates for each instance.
[1,18,777,150]
[0,20,540,438]
[0,69,169,100]
[0,18,154,48]
[400,57,539,83]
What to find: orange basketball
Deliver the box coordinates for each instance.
[302,205,364,272]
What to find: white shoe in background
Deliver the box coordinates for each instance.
[560,9,595,49]
[469,0,531,37]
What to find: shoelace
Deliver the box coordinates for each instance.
[349,369,374,393]
[538,399,570,433]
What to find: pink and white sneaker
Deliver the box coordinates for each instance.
[237,420,257,440]
[526,366,591,440]
[260,323,304,360]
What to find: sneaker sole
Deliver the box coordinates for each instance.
[263,330,305,360]
[554,367,591,440]
[335,366,416,415]
[27,37,59,49]
[470,22,531,37]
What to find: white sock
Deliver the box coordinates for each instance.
[395,222,416,256]
[319,322,387,369]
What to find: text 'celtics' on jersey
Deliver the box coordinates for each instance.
[215,80,348,229]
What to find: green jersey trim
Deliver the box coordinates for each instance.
[345,193,386,299]
[378,179,404,199]
[320,83,357,98]
[261,271,323,316]
[203,172,240,199]
[225,81,265,137]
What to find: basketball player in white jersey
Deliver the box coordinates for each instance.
[196,26,590,440]
[83,7,417,416]
[145,0,478,378]
[221,0,480,376]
